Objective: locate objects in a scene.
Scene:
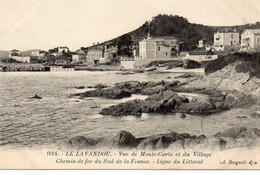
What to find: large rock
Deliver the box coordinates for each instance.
[214,126,260,139]
[100,99,143,117]
[168,137,226,151]
[67,136,99,149]
[184,60,201,69]
[100,91,183,116]
[137,132,204,150]
[112,131,138,148]
[177,99,216,115]
[76,88,132,99]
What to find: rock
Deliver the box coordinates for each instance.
[93,83,107,89]
[250,112,260,118]
[177,99,216,115]
[67,136,99,149]
[184,60,201,69]
[74,80,180,99]
[213,126,247,139]
[100,90,183,117]
[175,73,194,78]
[32,94,42,99]
[179,95,189,103]
[100,99,143,117]
[75,86,85,89]
[77,88,132,99]
[168,137,225,151]
[180,113,187,118]
[137,132,205,150]
[112,131,138,148]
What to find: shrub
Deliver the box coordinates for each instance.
[205,52,260,78]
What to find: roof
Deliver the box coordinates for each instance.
[242,29,260,35]
[139,36,178,43]
[10,49,20,52]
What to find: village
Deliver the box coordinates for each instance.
[1,28,260,72]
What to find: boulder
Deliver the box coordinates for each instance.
[67,136,99,149]
[168,137,225,151]
[184,60,201,69]
[112,131,138,148]
[137,132,201,150]
[100,91,183,116]
[100,99,143,117]
[77,88,132,99]
[177,99,216,115]
[32,94,42,99]
[180,113,187,119]
[213,126,247,139]
[250,112,260,118]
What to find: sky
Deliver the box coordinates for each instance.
[0,0,260,51]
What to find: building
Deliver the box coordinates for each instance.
[138,36,179,59]
[214,31,240,51]
[72,49,87,63]
[104,45,118,63]
[241,29,260,52]
[9,49,21,58]
[198,40,204,48]
[30,50,40,57]
[57,46,69,53]
[39,51,47,57]
[87,48,103,65]
[183,51,218,67]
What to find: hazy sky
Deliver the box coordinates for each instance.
[0,0,260,51]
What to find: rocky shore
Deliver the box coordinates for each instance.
[64,126,260,150]
[74,79,248,116]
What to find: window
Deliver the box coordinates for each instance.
[258,38,260,43]
[166,52,167,56]
[231,34,233,39]
[158,46,160,51]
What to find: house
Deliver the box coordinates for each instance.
[138,36,179,59]
[31,50,40,57]
[241,29,260,52]
[72,49,87,63]
[198,40,204,48]
[39,51,47,57]
[57,46,69,53]
[87,48,103,65]
[9,49,21,58]
[183,51,218,67]
[214,31,240,51]
[104,45,118,63]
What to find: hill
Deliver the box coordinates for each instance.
[85,14,260,54]
[0,50,9,60]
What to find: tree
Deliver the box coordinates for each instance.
[117,34,133,56]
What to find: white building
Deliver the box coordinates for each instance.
[57,46,69,53]
[214,31,240,51]
[241,29,260,52]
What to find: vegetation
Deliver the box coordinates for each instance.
[102,14,260,53]
[205,52,260,78]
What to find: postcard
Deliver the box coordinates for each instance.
[0,0,260,170]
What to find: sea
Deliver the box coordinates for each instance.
[0,71,258,150]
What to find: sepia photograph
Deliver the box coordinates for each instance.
[0,0,260,170]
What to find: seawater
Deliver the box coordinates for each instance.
[1,71,257,150]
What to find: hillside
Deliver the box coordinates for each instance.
[0,50,9,60]
[88,14,260,53]
[185,53,260,97]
